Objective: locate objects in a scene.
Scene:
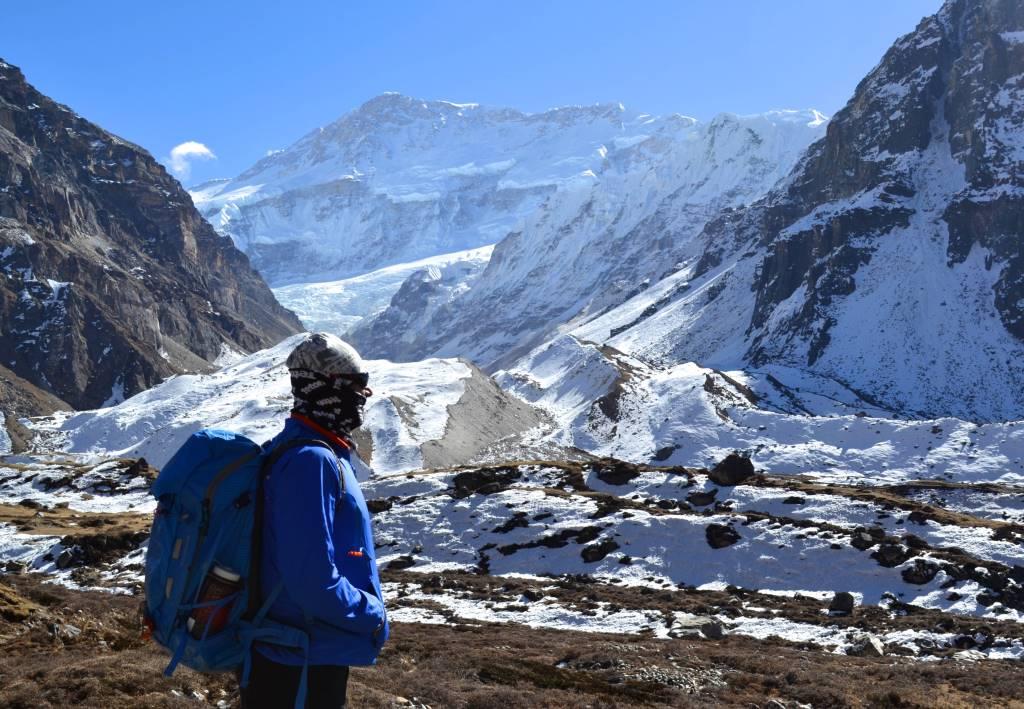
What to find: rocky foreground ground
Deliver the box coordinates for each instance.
[1,573,1022,709]
[0,453,1022,707]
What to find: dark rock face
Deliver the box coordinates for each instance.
[0,60,302,410]
[0,362,71,421]
[745,0,1024,417]
[633,0,1024,421]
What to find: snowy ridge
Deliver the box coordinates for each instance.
[25,335,544,476]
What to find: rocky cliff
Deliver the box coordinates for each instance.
[0,60,303,411]
[576,0,1024,421]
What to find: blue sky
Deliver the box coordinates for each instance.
[3,1,941,185]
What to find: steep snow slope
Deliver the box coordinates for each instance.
[353,110,827,369]
[27,335,547,475]
[192,96,702,286]
[572,0,1024,421]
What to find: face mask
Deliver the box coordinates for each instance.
[290,369,368,436]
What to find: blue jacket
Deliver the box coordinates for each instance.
[255,417,389,666]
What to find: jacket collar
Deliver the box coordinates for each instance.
[287,413,352,455]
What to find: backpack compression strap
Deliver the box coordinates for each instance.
[247,437,339,619]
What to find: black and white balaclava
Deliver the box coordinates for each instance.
[289,368,367,436]
[286,333,369,437]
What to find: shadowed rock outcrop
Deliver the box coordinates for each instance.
[0,59,302,410]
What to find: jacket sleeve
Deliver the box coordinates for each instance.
[267,447,385,635]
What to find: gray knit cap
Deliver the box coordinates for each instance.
[285,333,365,376]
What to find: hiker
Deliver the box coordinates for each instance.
[241,332,389,708]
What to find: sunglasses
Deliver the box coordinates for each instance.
[327,372,370,389]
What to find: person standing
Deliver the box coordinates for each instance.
[241,333,388,708]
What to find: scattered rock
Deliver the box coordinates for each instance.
[366,498,395,514]
[521,587,543,602]
[901,559,940,585]
[872,543,912,568]
[976,590,1000,607]
[56,547,82,570]
[686,489,717,506]
[829,592,856,616]
[655,499,678,510]
[49,622,82,640]
[451,466,522,498]
[706,524,741,549]
[581,538,620,563]
[782,496,805,505]
[58,531,148,567]
[847,634,885,657]
[492,512,530,534]
[3,560,27,575]
[707,453,754,486]
[386,555,417,571]
[653,446,677,462]
[850,526,884,550]
[700,620,725,640]
[591,459,642,486]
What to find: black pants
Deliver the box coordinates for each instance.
[239,650,349,709]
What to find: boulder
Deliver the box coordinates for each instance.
[901,559,940,585]
[706,523,741,549]
[847,634,885,657]
[581,538,620,563]
[872,543,912,568]
[828,591,856,616]
[850,525,885,551]
[386,555,417,571]
[707,453,755,486]
[686,489,717,506]
[668,616,725,640]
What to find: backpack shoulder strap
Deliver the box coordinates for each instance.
[247,437,342,618]
[263,437,336,471]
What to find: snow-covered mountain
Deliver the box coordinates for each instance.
[570,0,1024,422]
[192,96,720,287]
[352,109,827,368]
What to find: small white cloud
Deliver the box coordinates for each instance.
[167,141,216,178]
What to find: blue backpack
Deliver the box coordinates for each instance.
[144,429,332,707]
